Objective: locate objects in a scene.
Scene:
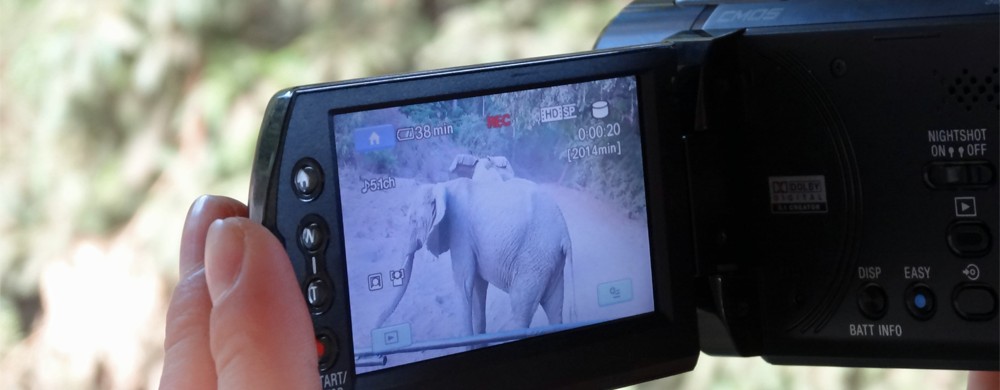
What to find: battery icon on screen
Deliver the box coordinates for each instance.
[396,127,414,142]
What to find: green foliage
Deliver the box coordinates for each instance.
[364,150,399,175]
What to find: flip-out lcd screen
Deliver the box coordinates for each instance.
[330,76,654,373]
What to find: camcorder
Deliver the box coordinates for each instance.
[248,1,999,388]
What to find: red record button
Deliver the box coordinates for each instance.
[317,333,337,371]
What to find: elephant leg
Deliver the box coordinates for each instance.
[471,276,488,334]
[468,276,489,349]
[450,249,478,341]
[453,273,475,338]
[503,279,543,331]
[540,270,564,325]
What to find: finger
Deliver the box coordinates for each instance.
[968,371,999,390]
[205,217,320,389]
[161,195,248,390]
[180,196,248,277]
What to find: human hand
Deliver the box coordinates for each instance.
[160,195,320,389]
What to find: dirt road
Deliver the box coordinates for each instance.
[339,176,653,373]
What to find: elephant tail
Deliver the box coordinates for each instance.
[562,238,576,323]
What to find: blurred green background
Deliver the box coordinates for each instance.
[0,0,968,388]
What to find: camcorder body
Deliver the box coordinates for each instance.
[249,1,999,389]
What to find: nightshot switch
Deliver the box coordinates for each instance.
[925,161,995,189]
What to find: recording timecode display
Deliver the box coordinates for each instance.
[330,76,656,373]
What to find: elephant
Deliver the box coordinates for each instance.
[449,154,516,182]
[375,177,575,341]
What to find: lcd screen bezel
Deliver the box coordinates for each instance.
[329,74,657,374]
[263,44,700,388]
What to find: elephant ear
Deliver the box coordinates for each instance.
[488,155,509,169]
[486,156,514,180]
[423,184,449,256]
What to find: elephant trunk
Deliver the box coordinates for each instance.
[374,250,416,329]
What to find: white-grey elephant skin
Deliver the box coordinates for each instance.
[377,177,575,339]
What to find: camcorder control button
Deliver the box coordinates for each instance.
[904,283,936,320]
[952,284,998,321]
[306,277,332,313]
[924,161,995,189]
[316,331,339,371]
[857,283,888,320]
[292,158,324,201]
[947,221,991,257]
[298,218,328,253]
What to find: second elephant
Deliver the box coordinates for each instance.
[449,154,516,182]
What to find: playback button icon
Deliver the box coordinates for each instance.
[954,197,977,217]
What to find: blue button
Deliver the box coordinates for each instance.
[597,279,633,307]
[354,124,397,153]
[914,293,927,309]
[371,323,412,353]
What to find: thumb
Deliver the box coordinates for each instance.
[204,217,320,389]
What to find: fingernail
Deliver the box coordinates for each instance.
[205,218,246,303]
[188,195,212,218]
